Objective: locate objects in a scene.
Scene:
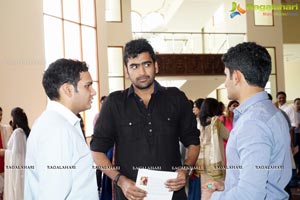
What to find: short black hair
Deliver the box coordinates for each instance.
[294,98,300,103]
[123,38,156,67]
[276,91,286,98]
[222,42,271,88]
[42,58,89,100]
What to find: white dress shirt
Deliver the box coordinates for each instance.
[24,101,98,200]
[280,103,298,128]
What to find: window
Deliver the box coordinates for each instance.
[107,47,125,93]
[43,0,99,137]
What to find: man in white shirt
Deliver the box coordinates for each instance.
[276,91,299,188]
[277,91,298,130]
[24,59,98,199]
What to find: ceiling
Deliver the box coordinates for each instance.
[131,0,300,63]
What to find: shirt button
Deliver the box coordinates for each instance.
[167,118,171,121]
[149,129,152,132]
[129,122,132,126]
[148,122,152,125]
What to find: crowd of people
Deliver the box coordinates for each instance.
[0,39,298,200]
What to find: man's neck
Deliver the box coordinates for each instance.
[238,86,264,104]
[133,84,155,108]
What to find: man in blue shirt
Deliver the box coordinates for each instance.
[202,42,292,199]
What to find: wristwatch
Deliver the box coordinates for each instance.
[113,173,122,185]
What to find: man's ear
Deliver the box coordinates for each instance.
[232,70,242,85]
[154,62,159,74]
[124,65,129,78]
[60,83,74,98]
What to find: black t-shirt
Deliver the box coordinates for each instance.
[90,81,200,199]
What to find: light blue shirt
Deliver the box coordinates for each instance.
[24,101,98,200]
[212,91,292,200]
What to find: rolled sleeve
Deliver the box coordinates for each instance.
[178,91,200,147]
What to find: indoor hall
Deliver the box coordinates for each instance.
[1,0,300,199]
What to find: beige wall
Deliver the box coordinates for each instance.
[96,0,132,96]
[285,61,300,100]
[0,0,46,126]
[282,14,300,44]
[96,0,109,97]
[246,0,285,94]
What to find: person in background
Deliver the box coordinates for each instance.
[77,113,86,140]
[91,38,200,200]
[2,107,30,200]
[24,58,98,200]
[218,100,239,162]
[188,98,204,200]
[268,93,293,199]
[276,92,298,147]
[217,101,225,116]
[197,98,229,186]
[0,107,12,199]
[202,42,291,199]
[294,98,300,181]
[193,98,205,130]
[276,91,299,188]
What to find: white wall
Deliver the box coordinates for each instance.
[0,0,46,125]
[285,61,300,101]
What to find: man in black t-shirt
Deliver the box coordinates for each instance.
[90,39,200,200]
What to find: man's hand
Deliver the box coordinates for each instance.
[165,169,187,191]
[201,180,224,200]
[118,175,147,200]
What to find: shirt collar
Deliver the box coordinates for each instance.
[127,80,163,97]
[234,91,269,122]
[46,100,80,127]
[279,102,288,109]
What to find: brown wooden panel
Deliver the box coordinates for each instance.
[156,54,225,76]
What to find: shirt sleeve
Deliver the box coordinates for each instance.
[90,95,116,153]
[35,127,73,199]
[211,120,272,199]
[290,106,298,128]
[177,91,200,147]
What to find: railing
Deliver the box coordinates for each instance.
[132,32,247,54]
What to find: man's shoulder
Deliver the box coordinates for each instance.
[31,110,68,130]
[158,86,183,95]
[108,89,129,99]
[29,110,74,141]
